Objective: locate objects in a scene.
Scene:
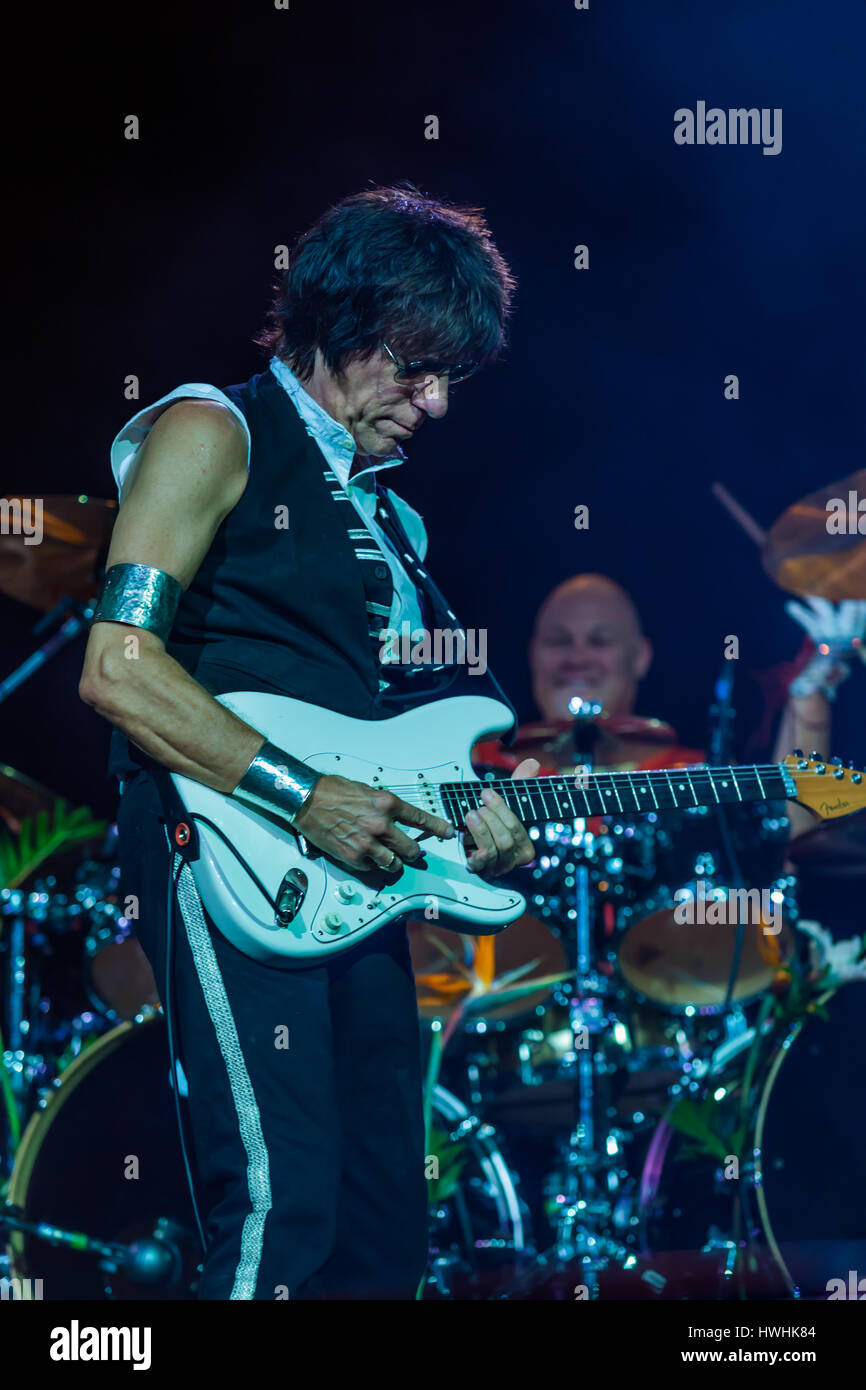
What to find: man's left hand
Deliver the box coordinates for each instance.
[462,758,539,879]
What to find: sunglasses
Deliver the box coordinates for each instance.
[382,341,480,386]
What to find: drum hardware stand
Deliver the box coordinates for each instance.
[523,699,639,1295]
[2,902,27,1096]
[0,597,98,1162]
[1,892,31,1178]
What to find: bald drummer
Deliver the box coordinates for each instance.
[474,573,701,775]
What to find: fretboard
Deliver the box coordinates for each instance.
[438,764,795,828]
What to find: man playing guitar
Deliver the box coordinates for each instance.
[79,185,536,1299]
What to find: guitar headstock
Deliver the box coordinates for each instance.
[784,751,866,821]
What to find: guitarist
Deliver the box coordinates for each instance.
[78,186,536,1300]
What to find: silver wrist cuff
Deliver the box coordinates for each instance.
[232,741,321,825]
[92,563,183,643]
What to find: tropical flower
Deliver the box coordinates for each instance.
[797,918,866,985]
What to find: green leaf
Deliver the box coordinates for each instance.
[426,1125,469,1205]
[0,802,108,891]
[668,1097,730,1162]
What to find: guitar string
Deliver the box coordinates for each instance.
[376,767,860,796]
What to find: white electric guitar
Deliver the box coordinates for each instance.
[168,692,866,964]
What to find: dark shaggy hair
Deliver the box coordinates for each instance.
[254,184,516,380]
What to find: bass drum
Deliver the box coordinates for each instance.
[751,983,866,1296]
[424,1084,533,1299]
[637,982,866,1298]
[7,1014,199,1300]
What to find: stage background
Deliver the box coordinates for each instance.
[5,0,865,819]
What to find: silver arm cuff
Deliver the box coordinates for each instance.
[92,563,183,643]
[232,741,321,826]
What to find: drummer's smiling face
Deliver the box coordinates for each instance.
[530,578,653,721]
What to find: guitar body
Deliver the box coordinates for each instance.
[168,691,864,965]
[171,692,526,964]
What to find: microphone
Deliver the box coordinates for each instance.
[568,695,603,766]
[708,657,736,765]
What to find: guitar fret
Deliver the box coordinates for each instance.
[608,775,625,814]
[663,769,677,809]
[512,784,538,820]
[442,761,792,833]
[624,772,642,812]
[553,781,572,818]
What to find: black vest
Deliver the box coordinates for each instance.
[109,367,516,780]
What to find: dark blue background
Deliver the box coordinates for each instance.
[5,0,864,816]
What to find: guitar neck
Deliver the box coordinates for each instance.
[439,764,796,828]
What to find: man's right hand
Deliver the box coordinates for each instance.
[293,773,455,873]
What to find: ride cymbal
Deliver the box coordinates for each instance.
[762,470,866,600]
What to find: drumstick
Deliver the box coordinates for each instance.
[711,482,767,547]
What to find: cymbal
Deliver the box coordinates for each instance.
[0,763,60,834]
[0,495,116,611]
[509,715,677,751]
[617,911,794,1008]
[762,470,866,600]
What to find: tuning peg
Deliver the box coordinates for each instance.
[792,748,804,758]
[809,750,822,761]
[852,772,863,785]
[833,767,845,779]
[831,755,842,766]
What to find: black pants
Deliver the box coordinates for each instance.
[116,771,428,1300]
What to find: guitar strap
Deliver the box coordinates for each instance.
[372,479,518,746]
[152,762,202,867]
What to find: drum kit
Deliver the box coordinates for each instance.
[410,780,865,1301]
[0,477,864,1300]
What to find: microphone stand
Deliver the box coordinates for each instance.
[0,598,95,706]
[707,662,749,1015]
[0,1208,197,1295]
[569,700,602,1200]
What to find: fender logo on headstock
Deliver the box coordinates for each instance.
[818,798,851,816]
[784,752,866,821]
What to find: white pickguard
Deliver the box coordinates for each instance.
[170,692,526,963]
